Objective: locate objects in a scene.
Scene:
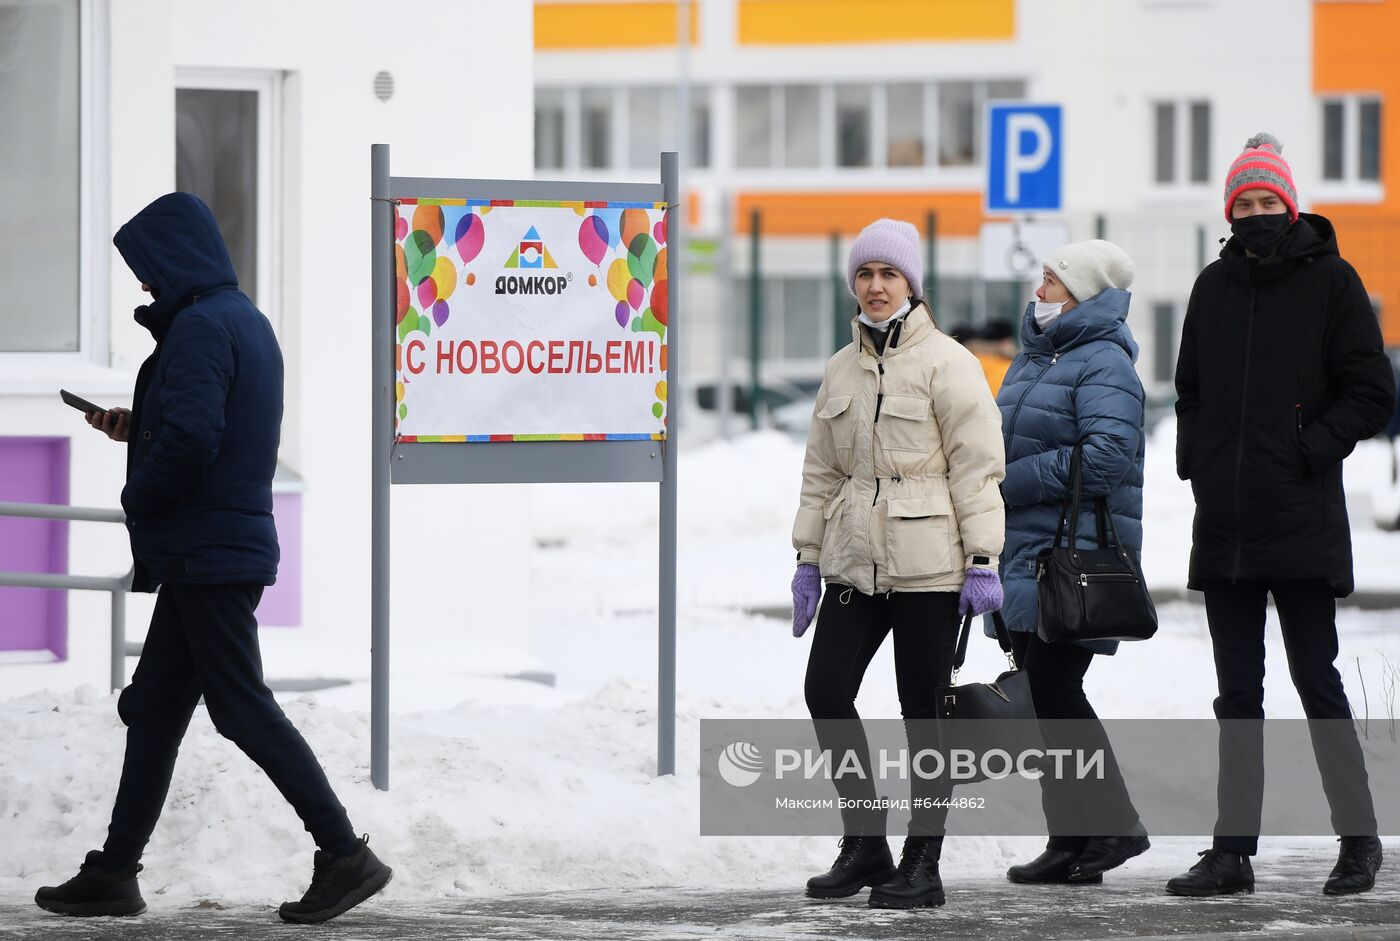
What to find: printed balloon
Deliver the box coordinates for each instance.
[615,301,630,327]
[411,205,444,245]
[455,213,485,264]
[606,257,631,301]
[627,234,659,287]
[432,256,457,301]
[620,209,650,249]
[650,279,668,325]
[579,215,609,266]
[627,278,644,310]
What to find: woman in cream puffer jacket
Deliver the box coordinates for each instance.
[789,218,1005,911]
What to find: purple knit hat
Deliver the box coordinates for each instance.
[848,218,923,301]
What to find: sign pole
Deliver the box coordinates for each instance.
[658,151,679,776]
[370,143,392,791]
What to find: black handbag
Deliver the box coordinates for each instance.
[936,611,1038,785]
[937,610,1033,723]
[1034,444,1158,644]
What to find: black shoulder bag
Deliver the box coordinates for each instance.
[1034,444,1158,644]
[936,610,1039,785]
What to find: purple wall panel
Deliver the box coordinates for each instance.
[0,438,71,658]
[258,491,302,627]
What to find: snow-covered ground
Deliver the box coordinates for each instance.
[2,427,1398,905]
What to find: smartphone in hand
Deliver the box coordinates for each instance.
[60,389,107,414]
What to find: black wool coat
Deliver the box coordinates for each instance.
[1174,212,1395,595]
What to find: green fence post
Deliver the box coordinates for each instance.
[925,210,938,313]
[748,209,762,431]
[1095,213,1107,241]
[831,231,845,355]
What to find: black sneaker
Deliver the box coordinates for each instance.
[278,835,392,924]
[1324,836,1383,896]
[805,835,894,899]
[868,837,945,909]
[1165,849,1254,897]
[34,851,146,917]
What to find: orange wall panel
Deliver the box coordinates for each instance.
[535,2,699,50]
[733,191,989,238]
[738,0,1014,45]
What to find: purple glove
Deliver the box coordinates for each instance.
[959,568,1003,616]
[791,564,821,638]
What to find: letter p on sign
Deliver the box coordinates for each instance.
[986,103,1062,213]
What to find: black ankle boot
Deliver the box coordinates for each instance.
[1165,849,1254,897]
[1324,836,1383,896]
[279,835,393,924]
[806,835,895,899]
[1069,822,1150,882]
[868,836,945,909]
[1008,847,1101,885]
[34,851,146,917]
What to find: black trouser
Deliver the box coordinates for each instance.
[804,586,959,838]
[1203,578,1377,855]
[1010,631,1141,850]
[103,583,356,866]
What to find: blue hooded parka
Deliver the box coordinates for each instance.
[113,193,283,592]
[990,288,1146,654]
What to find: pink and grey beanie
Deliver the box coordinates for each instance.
[848,218,923,301]
[1223,133,1299,222]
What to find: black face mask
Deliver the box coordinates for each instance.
[1230,212,1293,258]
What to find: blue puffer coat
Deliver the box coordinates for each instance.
[114,193,284,592]
[989,288,1146,655]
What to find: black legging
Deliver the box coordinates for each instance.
[1010,631,1141,849]
[804,586,960,837]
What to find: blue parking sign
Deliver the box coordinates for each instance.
[986,104,1062,213]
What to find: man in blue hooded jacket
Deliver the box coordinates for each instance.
[35,193,391,924]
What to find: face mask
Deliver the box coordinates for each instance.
[859,298,912,332]
[1033,300,1065,330]
[1230,212,1293,258]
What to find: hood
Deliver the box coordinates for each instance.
[114,192,238,340]
[1019,287,1139,363]
[1220,211,1339,264]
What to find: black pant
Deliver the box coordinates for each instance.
[103,584,356,866]
[1010,632,1140,850]
[1203,579,1377,855]
[804,586,959,837]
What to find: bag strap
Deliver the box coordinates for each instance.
[1054,445,1086,549]
[951,610,1018,683]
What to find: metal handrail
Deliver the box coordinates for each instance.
[0,501,134,691]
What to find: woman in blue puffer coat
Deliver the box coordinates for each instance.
[994,239,1150,887]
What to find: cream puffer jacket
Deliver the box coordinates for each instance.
[792,302,1006,594]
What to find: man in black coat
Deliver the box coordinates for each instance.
[34,194,391,924]
[1170,135,1394,898]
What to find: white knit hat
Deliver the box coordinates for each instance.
[1044,239,1135,302]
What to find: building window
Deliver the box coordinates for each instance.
[835,84,872,168]
[887,83,924,167]
[1152,302,1177,384]
[1152,100,1211,185]
[939,81,976,167]
[1322,96,1383,184]
[0,0,80,352]
[783,84,821,167]
[535,88,566,170]
[736,84,772,168]
[627,86,666,170]
[580,88,613,170]
[175,70,283,333]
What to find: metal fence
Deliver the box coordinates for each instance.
[0,502,133,692]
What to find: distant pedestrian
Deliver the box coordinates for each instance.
[34,193,392,924]
[791,218,1006,909]
[1170,134,1394,897]
[996,240,1151,886]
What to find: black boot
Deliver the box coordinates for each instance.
[1008,847,1102,885]
[1068,822,1150,882]
[1324,836,1383,896]
[34,851,146,917]
[279,835,393,924]
[1165,849,1254,897]
[805,835,894,899]
[868,837,945,909]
